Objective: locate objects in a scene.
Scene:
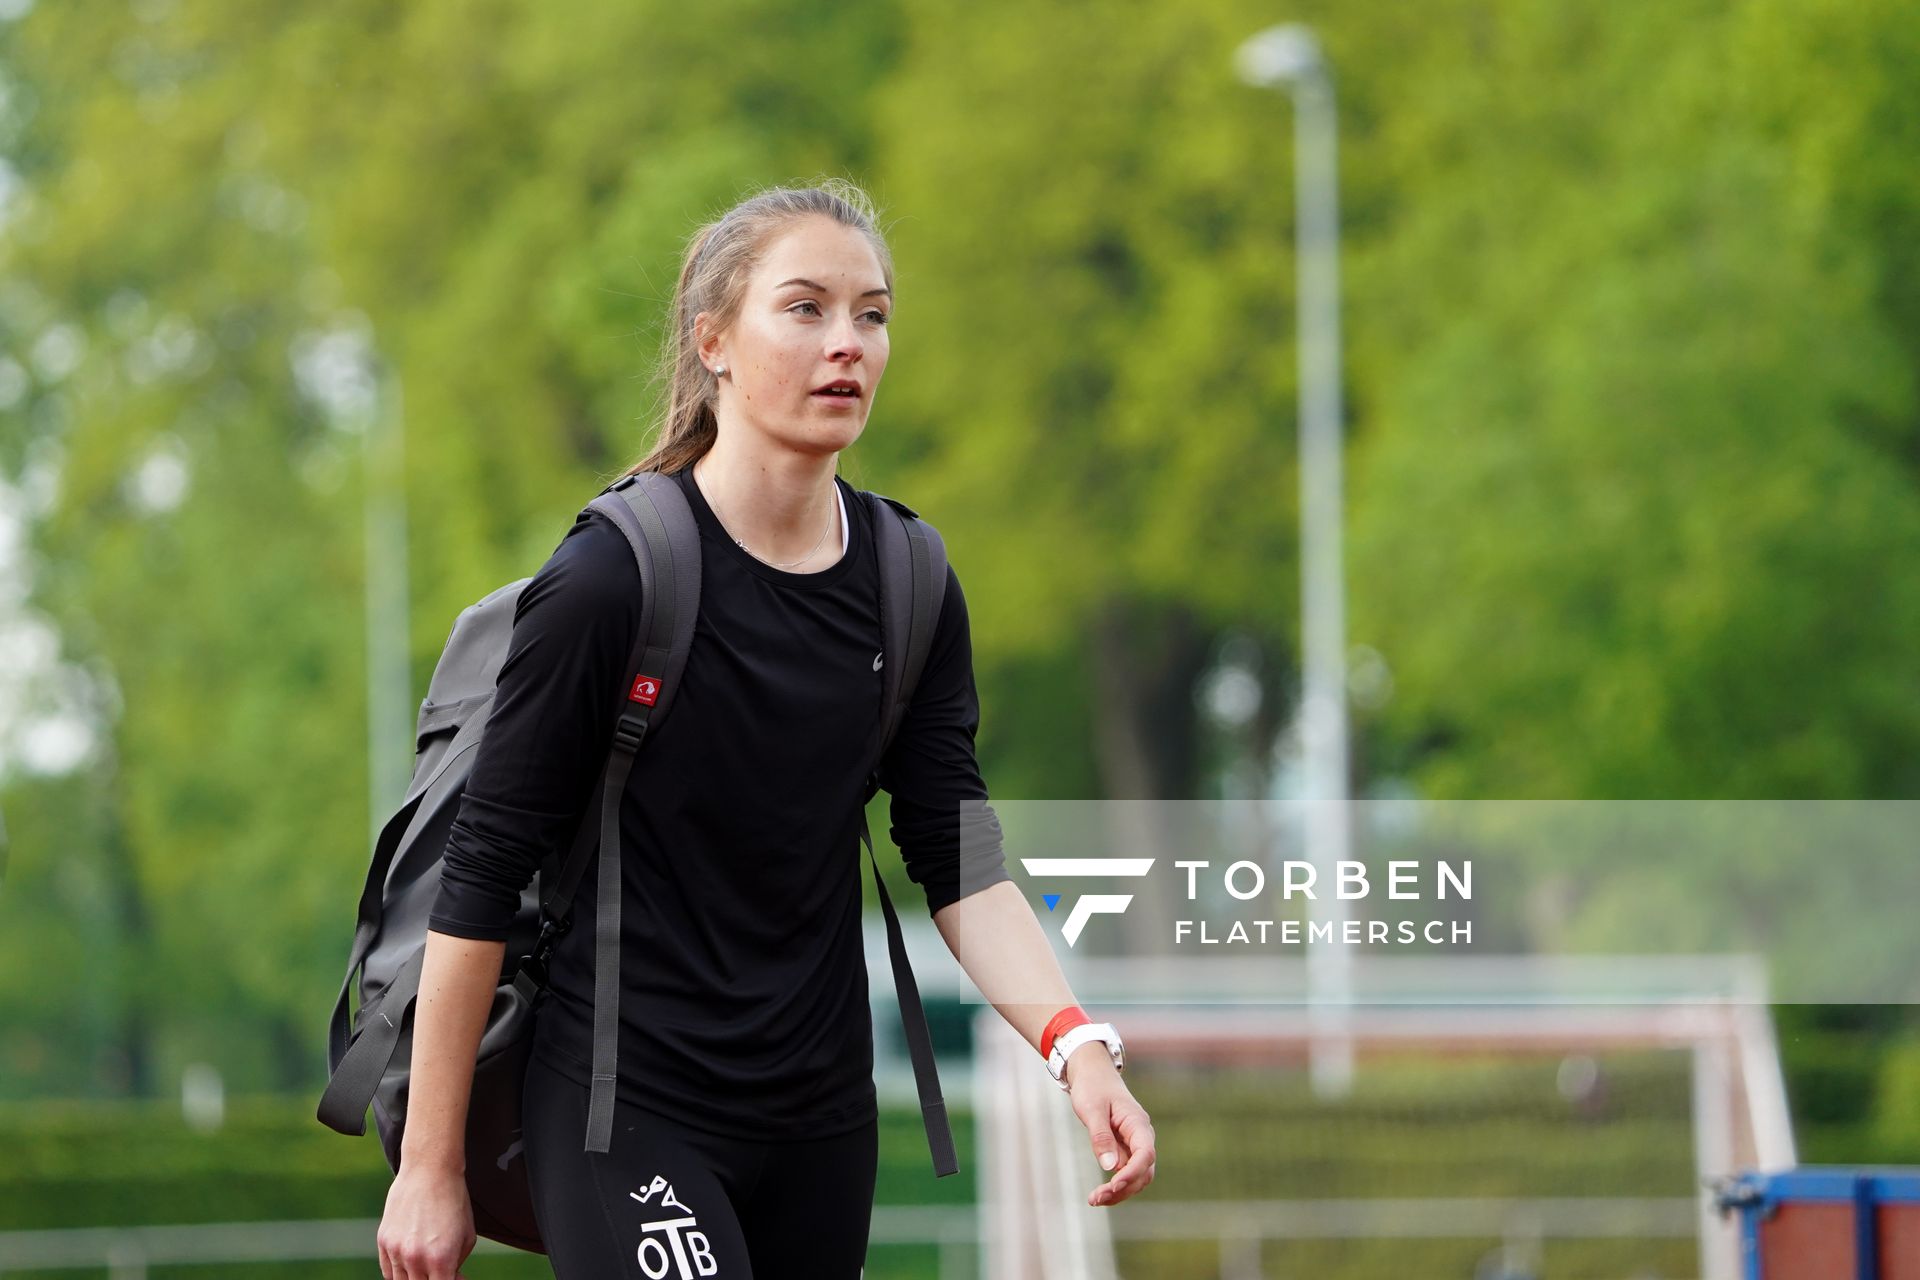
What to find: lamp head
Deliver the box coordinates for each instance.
[1235,24,1325,88]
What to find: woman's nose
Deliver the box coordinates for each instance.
[826,316,863,360]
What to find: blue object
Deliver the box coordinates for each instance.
[1716,1166,1920,1280]
[1043,894,1061,911]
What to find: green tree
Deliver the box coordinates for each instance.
[874,0,1303,798]
[0,0,914,1096]
[1339,0,1920,801]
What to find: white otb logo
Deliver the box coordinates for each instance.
[872,650,884,672]
[629,1176,717,1278]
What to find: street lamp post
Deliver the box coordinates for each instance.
[1236,23,1356,1096]
[363,364,412,849]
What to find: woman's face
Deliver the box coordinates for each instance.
[699,216,892,460]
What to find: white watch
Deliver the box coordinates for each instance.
[1046,1022,1125,1091]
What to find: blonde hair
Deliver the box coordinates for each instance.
[621,178,894,478]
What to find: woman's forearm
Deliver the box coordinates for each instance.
[935,878,1156,1203]
[931,879,1084,1055]
[397,930,508,1176]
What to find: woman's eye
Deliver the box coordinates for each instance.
[789,301,889,325]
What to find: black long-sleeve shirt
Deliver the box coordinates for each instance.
[427,466,1010,1139]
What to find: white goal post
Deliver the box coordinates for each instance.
[974,954,1795,1280]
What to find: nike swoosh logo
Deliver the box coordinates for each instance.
[872,652,884,672]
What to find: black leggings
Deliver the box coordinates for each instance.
[521,1051,879,1278]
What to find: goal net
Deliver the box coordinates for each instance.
[974,955,1794,1280]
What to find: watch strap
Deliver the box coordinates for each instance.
[1048,1021,1124,1089]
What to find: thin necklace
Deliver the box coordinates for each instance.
[700,468,839,569]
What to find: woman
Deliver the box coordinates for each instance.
[376,180,1156,1279]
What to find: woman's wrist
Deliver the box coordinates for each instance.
[399,1139,467,1177]
[1062,1039,1122,1089]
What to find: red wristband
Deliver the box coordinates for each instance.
[1040,1006,1090,1060]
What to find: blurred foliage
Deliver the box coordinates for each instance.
[1340,0,1920,801]
[0,0,1916,1171]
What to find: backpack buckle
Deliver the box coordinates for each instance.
[534,911,570,954]
[515,913,572,994]
[612,719,647,754]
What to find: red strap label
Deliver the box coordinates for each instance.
[628,675,661,706]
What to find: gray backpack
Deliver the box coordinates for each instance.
[316,469,959,1253]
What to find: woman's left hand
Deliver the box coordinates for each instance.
[1065,1051,1157,1207]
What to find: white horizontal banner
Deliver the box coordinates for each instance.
[948,799,1920,1006]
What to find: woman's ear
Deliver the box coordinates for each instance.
[693,311,724,374]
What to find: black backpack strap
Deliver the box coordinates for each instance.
[857,813,957,1176]
[316,939,434,1136]
[323,807,416,1083]
[322,688,497,1083]
[545,470,700,1153]
[863,490,958,1176]
[869,491,948,774]
[317,699,495,1135]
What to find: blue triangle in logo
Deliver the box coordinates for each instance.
[1043,894,1061,912]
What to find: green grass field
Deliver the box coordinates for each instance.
[0,1053,1713,1278]
[1105,1052,1701,1278]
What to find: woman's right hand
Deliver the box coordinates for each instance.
[377,1164,476,1280]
